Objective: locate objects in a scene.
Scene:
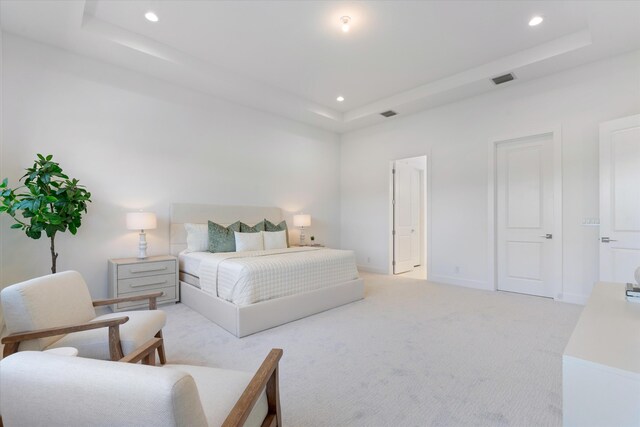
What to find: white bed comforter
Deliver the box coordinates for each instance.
[198,247,358,306]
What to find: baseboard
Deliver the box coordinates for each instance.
[428,274,490,291]
[558,292,588,305]
[357,265,388,274]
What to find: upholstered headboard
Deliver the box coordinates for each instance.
[169,203,283,255]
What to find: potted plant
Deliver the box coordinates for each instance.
[0,154,92,273]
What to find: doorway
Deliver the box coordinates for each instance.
[488,128,562,299]
[390,156,428,279]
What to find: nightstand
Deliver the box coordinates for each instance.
[108,255,178,312]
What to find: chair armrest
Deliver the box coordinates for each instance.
[1,316,129,344]
[120,337,163,365]
[222,348,283,427]
[2,316,130,360]
[92,291,164,310]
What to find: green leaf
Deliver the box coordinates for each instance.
[1,154,92,246]
[51,215,63,224]
[26,229,42,239]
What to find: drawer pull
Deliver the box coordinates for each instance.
[130,266,167,274]
[130,280,167,288]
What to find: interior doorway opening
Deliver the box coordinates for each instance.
[390,155,428,279]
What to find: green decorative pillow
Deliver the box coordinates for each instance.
[208,220,241,253]
[240,221,265,233]
[265,219,289,247]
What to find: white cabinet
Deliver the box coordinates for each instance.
[563,282,640,426]
[108,255,178,312]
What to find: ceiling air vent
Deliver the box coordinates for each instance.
[380,110,398,118]
[492,73,515,85]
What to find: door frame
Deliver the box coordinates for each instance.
[599,114,640,282]
[487,125,563,299]
[388,155,431,277]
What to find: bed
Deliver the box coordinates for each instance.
[170,203,364,337]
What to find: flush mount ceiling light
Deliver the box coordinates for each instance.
[145,11,159,22]
[336,96,345,102]
[340,16,351,32]
[528,16,544,26]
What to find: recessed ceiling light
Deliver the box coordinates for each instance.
[340,16,351,33]
[529,16,543,26]
[336,96,345,102]
[145,11,159,22]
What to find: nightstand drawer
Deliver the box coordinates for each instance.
[118,260,176,279]
[118,273,176,294]
[116,286,177,310]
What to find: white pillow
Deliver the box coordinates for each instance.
[263,230,287,250]
[184,223,208,253]
[234,231,264,252]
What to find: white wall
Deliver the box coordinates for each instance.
[341,50,640,303]
[0,34,341,298]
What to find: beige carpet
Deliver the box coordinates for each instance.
[161,272,582,426]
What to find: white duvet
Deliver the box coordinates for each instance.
[195,247,359,306]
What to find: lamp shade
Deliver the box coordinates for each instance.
[126,212,157,230]
[293,214,311,228]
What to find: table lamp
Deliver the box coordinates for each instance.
[293,214,311,246]
[126,212,157,259]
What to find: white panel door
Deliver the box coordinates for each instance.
[497,135,556,297]
[599,114,640,283]
[410,168,421,266]
[394,161,416,274]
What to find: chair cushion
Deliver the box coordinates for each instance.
[166,364,269,427]
[0,352,208,427]
[0,271,96,350]
[47,310,166,360]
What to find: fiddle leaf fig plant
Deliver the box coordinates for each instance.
[0,154,92,274]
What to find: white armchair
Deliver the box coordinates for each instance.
[0,349,283,427]
[0,270,167,362]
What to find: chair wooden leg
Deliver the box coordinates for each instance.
[143,349,156,366]
[266,366,282,427]
[120,338,162,364]
[155,330,166,365]
[3,342,19,358]
[108,325,124,361]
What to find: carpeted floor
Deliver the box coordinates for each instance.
[161,272,582,427]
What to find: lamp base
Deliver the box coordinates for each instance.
[299,228,306,246]
[137,230,148,259]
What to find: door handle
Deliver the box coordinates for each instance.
[601,237,618,243]
[539,234,552,239]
